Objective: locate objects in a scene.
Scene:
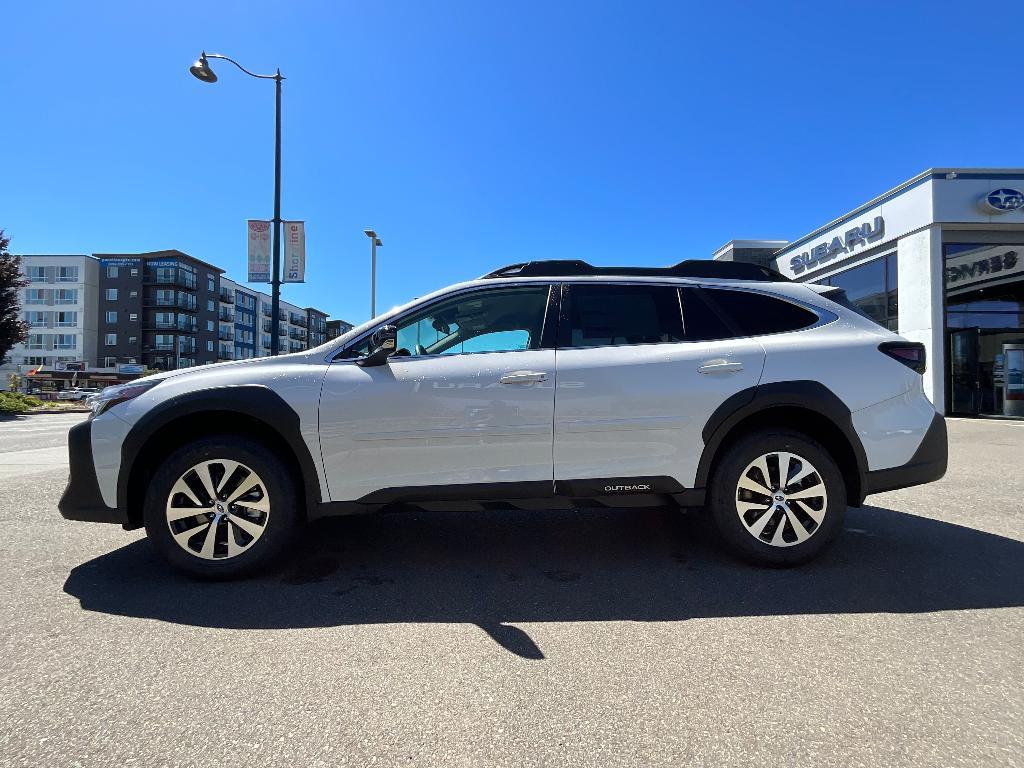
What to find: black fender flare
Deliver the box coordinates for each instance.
[117,384,323,512]
[694,380,869,502]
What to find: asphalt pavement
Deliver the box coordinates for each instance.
[0,413,1021,767]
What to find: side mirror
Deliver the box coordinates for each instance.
[356,325,398,367]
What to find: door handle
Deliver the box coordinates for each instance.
[698,359,743,374]
[499,371,548,384]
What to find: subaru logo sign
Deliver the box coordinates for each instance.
[981,188,1024,214]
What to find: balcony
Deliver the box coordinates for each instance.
[144,296,198,313]
[218,347,235,360]
[143,270,196,290]
[218,330,234,342]
[289,329,307,340]
[219,289,235,304]
[218,310,234,322]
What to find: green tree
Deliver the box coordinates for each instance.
[0,230,29,366]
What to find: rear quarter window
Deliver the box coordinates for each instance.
[701,288,819,337]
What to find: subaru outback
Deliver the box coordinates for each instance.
[59,259,947,578]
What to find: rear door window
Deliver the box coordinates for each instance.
[678,287,735,342]
[563,284,684,347]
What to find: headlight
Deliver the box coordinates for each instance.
[89,379,160,418]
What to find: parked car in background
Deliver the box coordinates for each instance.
[58,259,947,578]
[57,388,101,401]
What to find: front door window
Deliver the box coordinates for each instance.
[346,286,551,358]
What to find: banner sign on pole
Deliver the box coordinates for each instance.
[247,220,271,283]
[283,221,306,283]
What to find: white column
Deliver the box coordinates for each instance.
[897,225,945,411]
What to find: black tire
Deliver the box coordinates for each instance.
[143,435,301,579]
[709,429,846,567]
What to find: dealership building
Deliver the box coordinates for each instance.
[716,168,1024,418]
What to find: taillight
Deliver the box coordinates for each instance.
[879,341,926,374]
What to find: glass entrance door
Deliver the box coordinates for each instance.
[949,328,981,415]
[948,327,1024,416]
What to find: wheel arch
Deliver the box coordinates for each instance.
[118,385,322,529]
[696,381,868,507]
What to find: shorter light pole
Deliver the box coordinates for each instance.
[364,229,382,318]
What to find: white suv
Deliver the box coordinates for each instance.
[59,260,947,578]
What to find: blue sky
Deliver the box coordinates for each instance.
[2,1,1020,322]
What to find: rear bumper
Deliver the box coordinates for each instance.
[58,420,129,526]
[862,411,948,497]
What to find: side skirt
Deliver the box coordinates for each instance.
[312,476,704,518]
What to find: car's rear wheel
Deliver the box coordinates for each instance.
[709,429,846,566]
[143,436,300,579]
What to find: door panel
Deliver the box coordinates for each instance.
[319,350,556,501]
[553,340,764,487]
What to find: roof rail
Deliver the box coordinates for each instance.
[481,259,789,282]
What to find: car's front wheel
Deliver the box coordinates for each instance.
[143,436,300,579]
[709,429,846,566]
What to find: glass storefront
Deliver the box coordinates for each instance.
[813,252,899,331]
[944,244,1024,417]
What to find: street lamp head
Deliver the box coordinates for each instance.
[363,229,377,239]
[189,53,218,83]
[374,238,383,247]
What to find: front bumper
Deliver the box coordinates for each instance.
[862,411,948,497]
[58,419,129,526]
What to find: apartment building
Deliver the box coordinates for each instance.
[326,318,355,340]
[2,249,347,392]
[95,250,223,371]
[7,254,99,369]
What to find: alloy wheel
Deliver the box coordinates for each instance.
[735,451,827,547]
[164,459,271,560]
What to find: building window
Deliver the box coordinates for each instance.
[129,313,138,321]
[27,334,45,350]
[106,288,118,301]
[104,357,117,368]
[131,268,138,276]
[25,311,47,326]
[155,266,176,284]
[207,299,215,311]
[24,356,46,365]
[55,334,76,349]
[128,336,137,344]
[26,289,45,304]
[57,266,78,282]
[106,311,118,323]
[28,266,46,282]
[207,320,214,332]
[106,265,119,278]
[155,334,174,351]
[55,289,77,304]
[207,340,214,352]
[55,311,76,327]
[105,333,117,346]
[129,290,138,298]
[944,243,1024,417]
[208,276,215,291]
[814,252,898,331]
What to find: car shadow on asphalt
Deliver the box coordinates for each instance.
[63,505,1024,660]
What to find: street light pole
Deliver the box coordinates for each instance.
[270,71,282,356]
[363,230,382,318]
[189,52,286,356]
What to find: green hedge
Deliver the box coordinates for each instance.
[0,392,46,414]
